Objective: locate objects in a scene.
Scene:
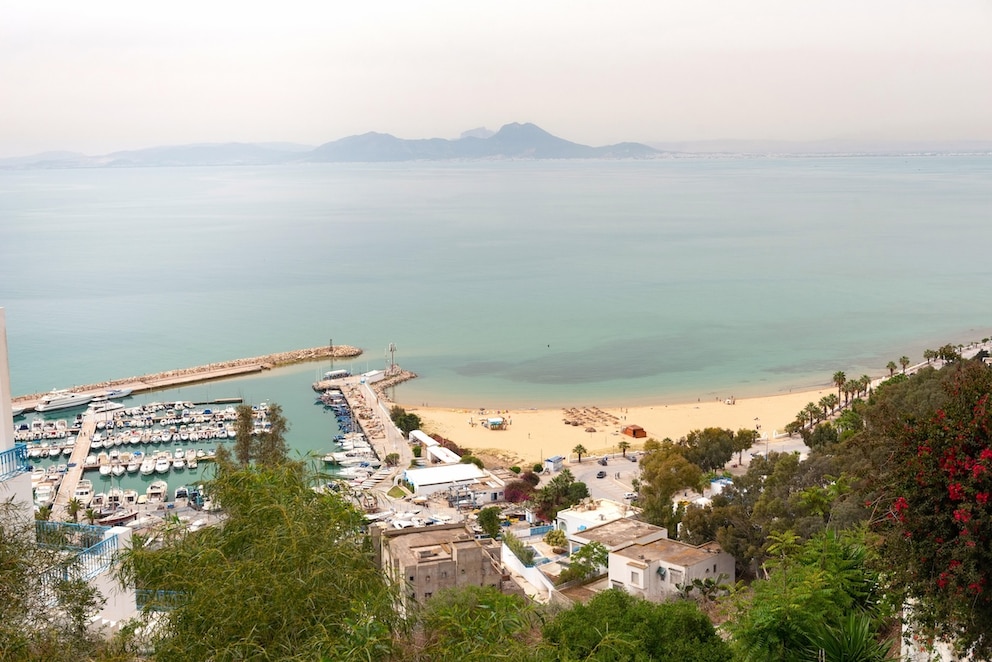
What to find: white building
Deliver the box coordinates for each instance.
[555,498,639,551]
[608,538,735,600]
[404,463,488,497]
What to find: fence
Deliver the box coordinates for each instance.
[0,443,29,482]
[38,523,121,604]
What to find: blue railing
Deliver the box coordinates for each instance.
[38,523,121,604]
[0,442,29,482]
[136,589,184,612]
[36,521,112,551]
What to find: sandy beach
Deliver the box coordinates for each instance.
[402,386,835,465]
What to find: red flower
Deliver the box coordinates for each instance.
[954,509,972,523]
[893,496,909,512]
[949,483,966,501]
[978,492,989,505]
[980,448,992,461]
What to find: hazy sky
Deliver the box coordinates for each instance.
[2,1,991,157]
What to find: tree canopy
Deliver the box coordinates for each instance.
[117,464,399,661]
[542,588,732,661]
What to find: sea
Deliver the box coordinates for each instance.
[3,156,992,489]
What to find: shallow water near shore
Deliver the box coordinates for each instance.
[3,157,992,420]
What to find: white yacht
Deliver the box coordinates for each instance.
[35,389,94,412]
[146,480,168,503]
[73,479,94,507]
[139,457,156,475]
[154,454,171,474]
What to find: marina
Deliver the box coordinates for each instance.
[18,362,406,520]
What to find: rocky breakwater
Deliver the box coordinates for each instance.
[13,345,363,404]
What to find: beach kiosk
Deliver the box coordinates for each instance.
[545,455,565,473]
[622,424,647,439]
[482,416,506,430]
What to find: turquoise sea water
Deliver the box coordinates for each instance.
[3,157,991,426]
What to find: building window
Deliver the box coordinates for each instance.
[424,592,432,600]
[630,571,641,587]
[669,568,683,585]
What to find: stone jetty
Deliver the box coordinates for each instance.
[13,344,363,407]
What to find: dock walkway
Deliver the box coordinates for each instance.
[52,417,97,519]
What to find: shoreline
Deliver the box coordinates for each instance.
[399,386,833,465]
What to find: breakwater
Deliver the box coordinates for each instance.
[13,344,363,407]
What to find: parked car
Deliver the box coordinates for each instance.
[623,492,637,500]
[597,457,608,466]
[596,470,607,479]
[628,454,638,462]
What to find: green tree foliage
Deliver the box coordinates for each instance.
[390,405,422,436]
[459,455,484,468]
[572,444,587,462]
[679,427,734,471]
[557,541,609,585]
[733,428,758,464]
[399,585,543,662]
[618,439,631,457]
[543,528,567,549]
[874,359,992,657]
[833,370,847,403]
[117,464,399,661]
[534,468,586,520]
[232,403,290,467]
[806,422,838,450]
[255,402,290,467]
[637,440,703,528]
[502,531,535,566]
[233,403,255,466]
[0,502,106,661]
[725,528,890,661]
[542,589,732,661]
[477,506,502,539]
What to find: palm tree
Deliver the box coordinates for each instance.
[35,505,51,521]
[823,393,838,415]
[617,440,631,457]
[859,375,872,398]
[899,355,910,374]
[818,395,834,418]
[66,497,82,523]
[804,402,821,427]
[572,444,587,463]
[832,371,846,403]
[886,361,897,377]
[923,348,936,365]
[84,508,97,525]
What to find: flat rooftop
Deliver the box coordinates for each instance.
[573,518,664,548]
[614,538,723,567]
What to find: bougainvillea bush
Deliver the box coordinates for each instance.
[879,360,992,657]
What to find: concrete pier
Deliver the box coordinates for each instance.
[12,344,363,412]
[52,417,97,518]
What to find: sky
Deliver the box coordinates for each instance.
[2,0,991,157]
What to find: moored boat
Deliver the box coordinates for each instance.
[146,480,168,503]
[73,479,94,507]
[35,389,95,412]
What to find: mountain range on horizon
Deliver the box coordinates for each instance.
[3,123,991,169]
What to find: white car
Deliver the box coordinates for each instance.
[623,492,637,500]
